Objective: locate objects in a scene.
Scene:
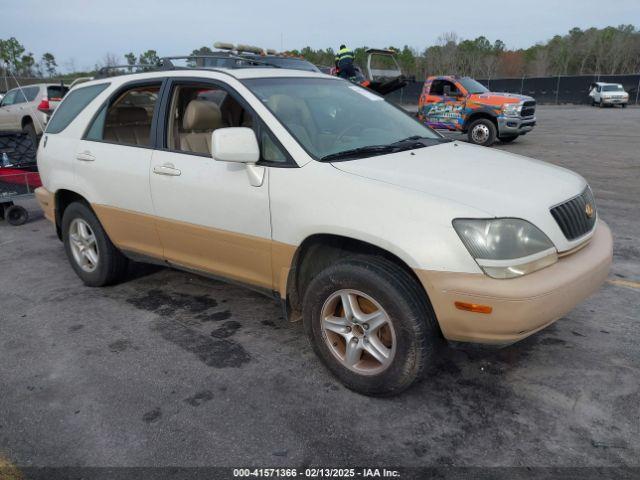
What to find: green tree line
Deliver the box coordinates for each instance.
[2,24,639,82]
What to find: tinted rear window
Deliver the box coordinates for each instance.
[47,86,69,99]
[46,83,109,134]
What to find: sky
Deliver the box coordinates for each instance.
[3,0,639,72]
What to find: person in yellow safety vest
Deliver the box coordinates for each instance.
[335,44,356,79]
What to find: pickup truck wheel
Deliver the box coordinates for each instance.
[302,256,440,396]
[499,135,518,143]
[467,119,497,146]
[62,202,128,287]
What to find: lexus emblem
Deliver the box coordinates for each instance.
[585,203,594,219]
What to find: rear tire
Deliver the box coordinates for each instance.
[467,118,497,146]
[302,255,440,396]
[22,121,38,148]
[62,202,128,286]
[5,205,28,226]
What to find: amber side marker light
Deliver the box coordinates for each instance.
[454,301,493,314]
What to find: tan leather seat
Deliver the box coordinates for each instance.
[179,100,223,155]
[267,94,314,150]
[104,107,151,145]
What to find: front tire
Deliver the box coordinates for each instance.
[467,118,497,146]
[302,256,440,396]
[62,202,128,286]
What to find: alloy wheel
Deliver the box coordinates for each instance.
[69,218,99,273]
[320,289,396,375]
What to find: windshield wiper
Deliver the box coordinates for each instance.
[320,145,398,162]
[320,136,445,162]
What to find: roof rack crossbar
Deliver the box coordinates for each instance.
[96,64,165,78]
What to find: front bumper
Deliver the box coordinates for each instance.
[601,97,628,105]
[497,116,536,136]
[416,221,613,345]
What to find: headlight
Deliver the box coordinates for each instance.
[453,218,557,279]
[502,103,522,117]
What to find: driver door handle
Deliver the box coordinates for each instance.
[153,163,181,176]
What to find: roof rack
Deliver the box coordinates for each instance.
[95,64,164,78]
[93,53,287,79]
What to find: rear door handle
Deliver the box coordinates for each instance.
[75,151,95,162]
[153,164,181,176]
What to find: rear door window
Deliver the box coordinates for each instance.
[85,83,161,147]
[46,83,110,134]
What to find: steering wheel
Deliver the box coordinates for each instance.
[334,124,365,146]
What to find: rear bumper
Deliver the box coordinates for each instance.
[497,116,536,136]
[416,221,613,345]
[35,186,55,223]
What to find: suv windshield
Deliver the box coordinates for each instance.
[602,84,624,92]
[243,77,441,160]
[459,77,489,94]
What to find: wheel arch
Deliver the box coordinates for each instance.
[53,189,92,240]
[21,115,34,129]
[284,233,439,332]
[463,111,498,132]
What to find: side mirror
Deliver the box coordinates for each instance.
[211,127,260,164]
[211,127,264,187]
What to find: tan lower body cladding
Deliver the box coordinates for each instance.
[35,187,55,223]
[92,204,296,297]
[415,221,613,344]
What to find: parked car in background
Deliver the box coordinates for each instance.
[418,75,536,146]
[0,83,69,144]
[36,67,611,395]
[588,82,629,107]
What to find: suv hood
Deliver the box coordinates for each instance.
[331,141,585,218]
[470,92,534,104]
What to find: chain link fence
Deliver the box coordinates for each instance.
[388,74,640,106]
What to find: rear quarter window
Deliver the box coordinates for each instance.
[45,83,110,134]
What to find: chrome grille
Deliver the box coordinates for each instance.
[550,187,597,240]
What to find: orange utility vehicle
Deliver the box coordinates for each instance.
[418,75,536,146]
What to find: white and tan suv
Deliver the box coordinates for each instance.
[35,66,612,395]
